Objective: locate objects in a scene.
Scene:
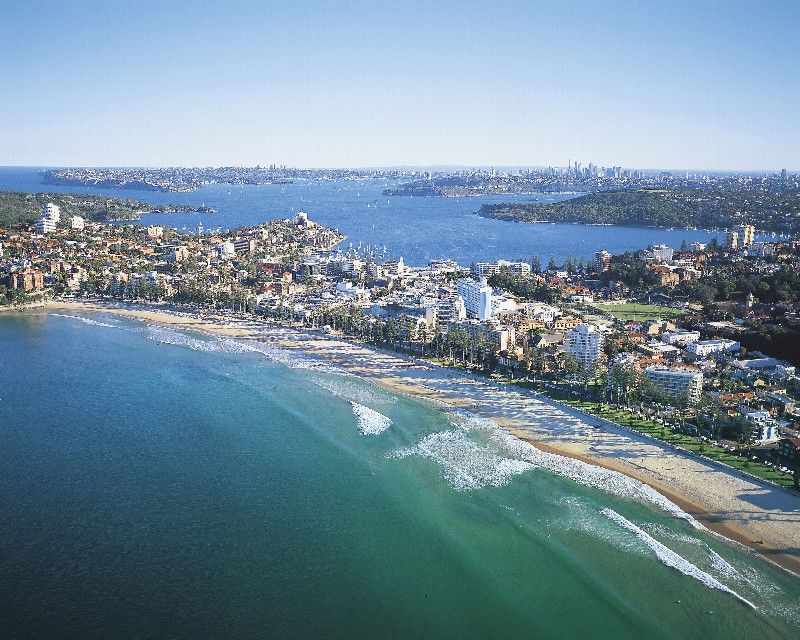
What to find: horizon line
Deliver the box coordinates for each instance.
[1,164,797,175]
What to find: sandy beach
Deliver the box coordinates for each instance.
[37,300,800,576]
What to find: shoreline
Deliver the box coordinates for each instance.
[27,299,800,577]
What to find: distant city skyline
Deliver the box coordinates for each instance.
[1,0,798,171]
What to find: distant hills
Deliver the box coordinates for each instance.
[477,188,800,233]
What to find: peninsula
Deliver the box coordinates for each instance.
[477,188,800,235]
[0,190,212,226]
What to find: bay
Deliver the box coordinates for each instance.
[0,167,722,265]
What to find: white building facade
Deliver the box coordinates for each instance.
[457,278,493,321]
[567,323,604,368]
[644,366,703,403]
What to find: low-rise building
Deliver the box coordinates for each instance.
[661,330,700,345]
[685,339,740,358]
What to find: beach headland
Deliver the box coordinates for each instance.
[36,299,800,577]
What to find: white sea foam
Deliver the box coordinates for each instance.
[557,496,649,555]
[49,313,118,328]
[144,325,235,352]
[392,430,534,491]
[142,325,326,371]
[350,402,392,435]
[707,548,741,580]
[450,410,704,529]
[602,508,755,608]
[641,523,744,582]
[229,339,325,370]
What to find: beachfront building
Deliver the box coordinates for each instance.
[433,295,467,325]
[218,240,236,258]
[382,258,406,277]
[739,410,778,442]
[518,302,562,325]
[644,366,703,403]
[6,267,44,292]
[457,277,492,321]
[567,323,603,368]
[455,320,515,352]
[232,238,256,254]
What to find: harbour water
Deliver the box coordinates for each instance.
[2,312,799,638]
[0,167,723,265]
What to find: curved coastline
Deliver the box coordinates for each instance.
[34,299,800,578]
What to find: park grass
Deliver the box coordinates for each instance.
[589,302,686,322]
[554,397,796,489]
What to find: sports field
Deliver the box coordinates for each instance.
[589,303,685,321]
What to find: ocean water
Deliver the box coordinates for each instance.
[0,167,724,265]
[2,312,799,639]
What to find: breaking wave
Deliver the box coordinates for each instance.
[49,313,118,328]
[451,411,703,528]
[350,402,392,435]
[602,508,755,609]
[392,430,534,491]
[142,325,327,370]
[144,325,239,352]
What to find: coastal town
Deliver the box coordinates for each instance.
[3,202,800,487]
[5,0,800,635]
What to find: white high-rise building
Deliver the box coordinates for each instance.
[644,366,703,403]
[36,202,61,234]
[457,277,493,321]
[42,202,61,223]
[567,323,603,368]
[70,215,85,230]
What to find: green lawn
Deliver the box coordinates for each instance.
[557,398,796,489]
[589,303,686,322]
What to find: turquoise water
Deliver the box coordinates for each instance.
[1,312,799,638]
[0,167,724,265]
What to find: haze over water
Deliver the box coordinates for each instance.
[0,167,724,266]
[1,312,799,639]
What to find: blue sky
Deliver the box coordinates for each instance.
[1,0,798,170]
